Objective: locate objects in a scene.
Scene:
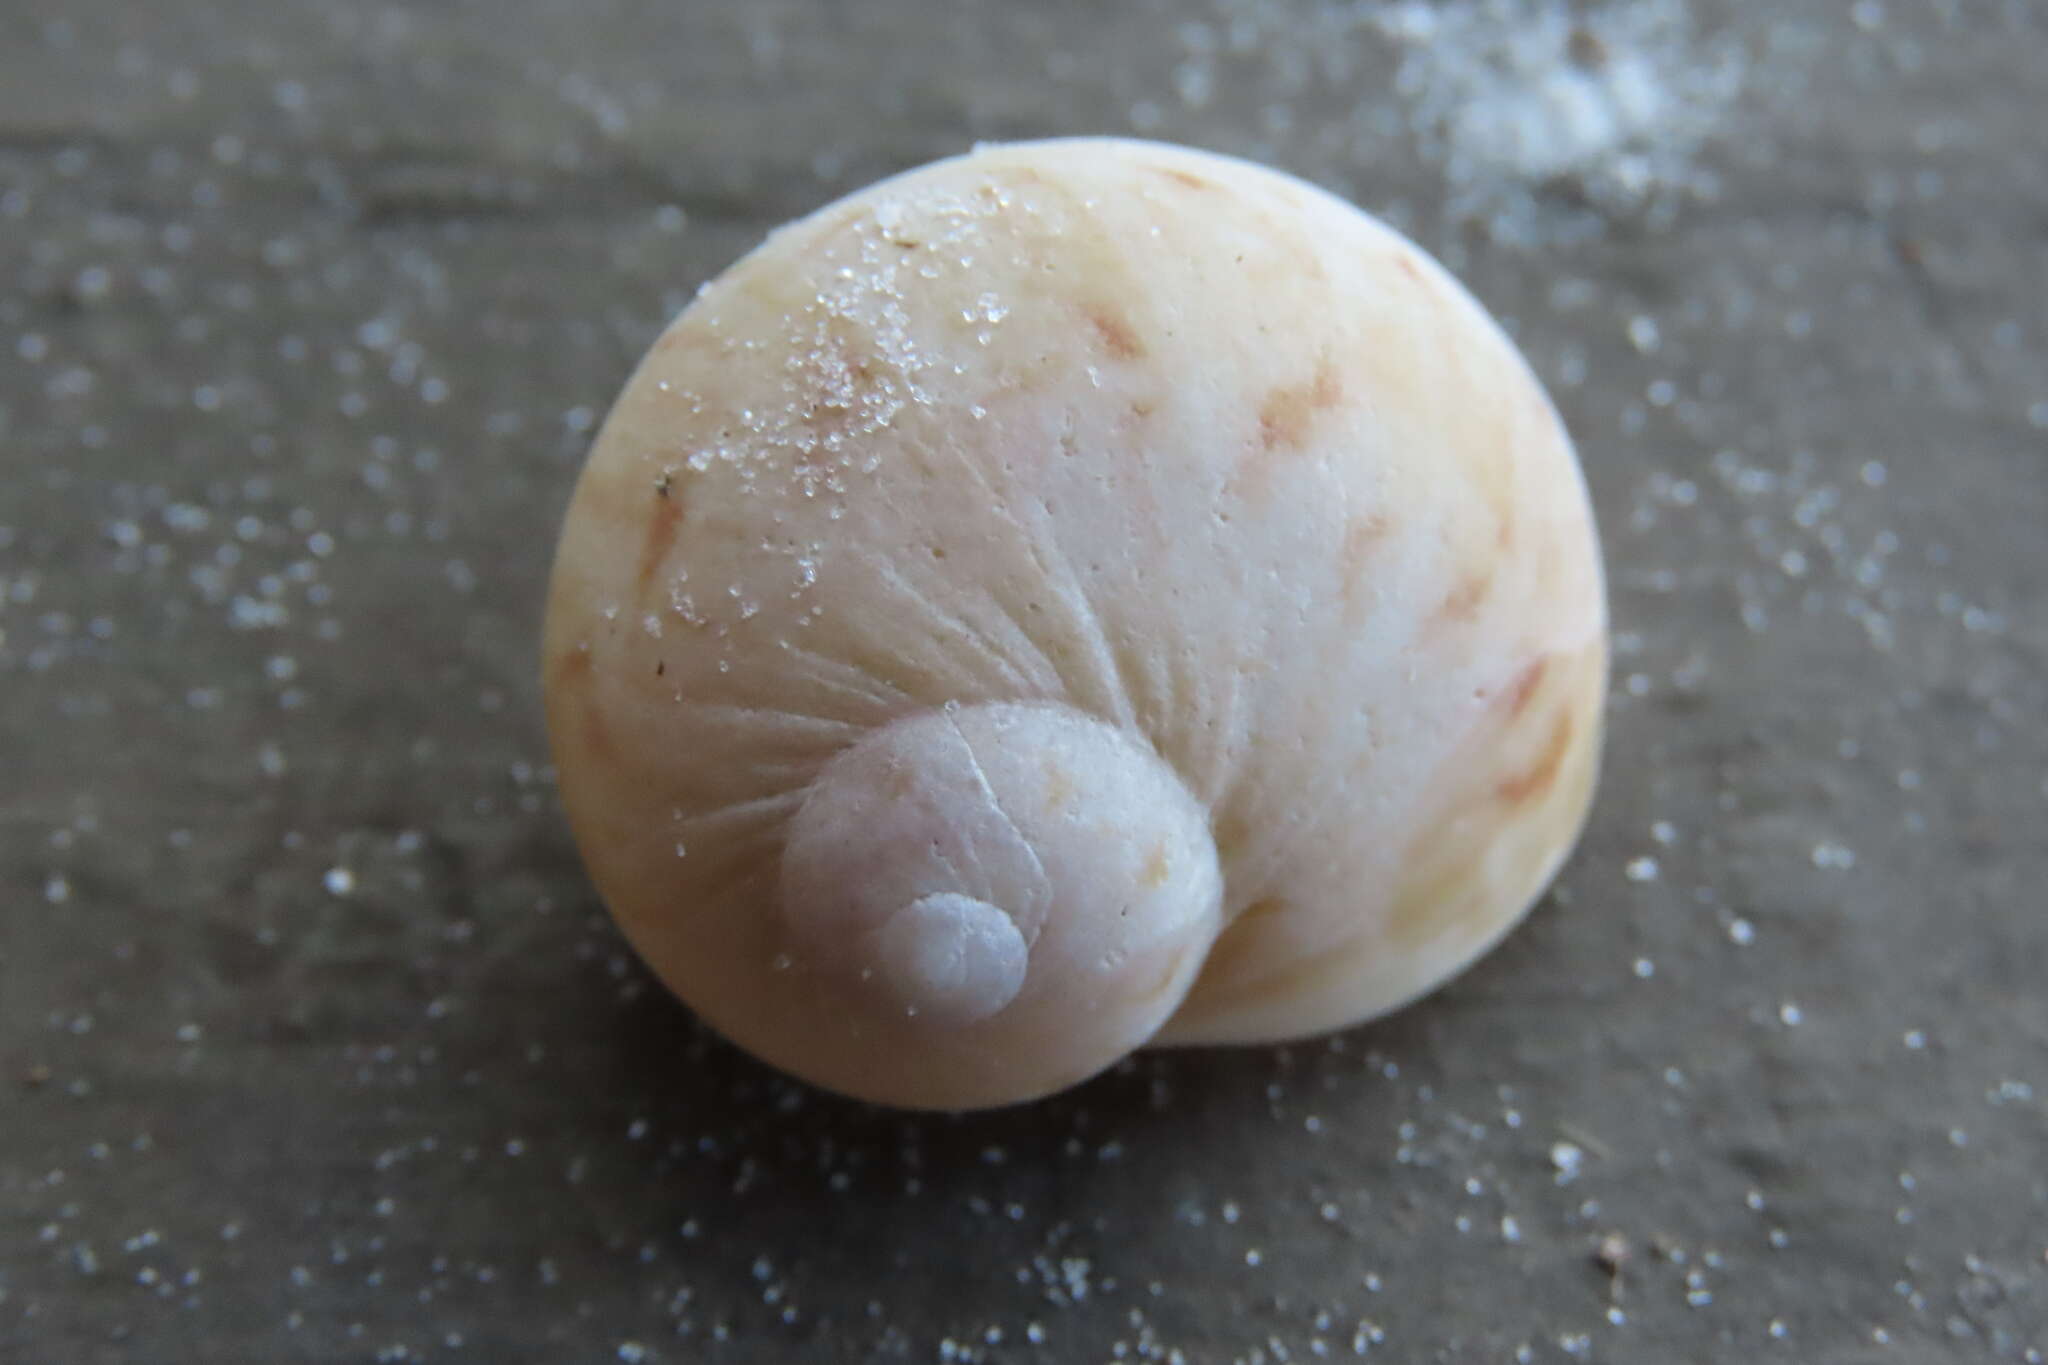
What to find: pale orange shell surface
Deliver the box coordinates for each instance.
[543,138,1607,1109]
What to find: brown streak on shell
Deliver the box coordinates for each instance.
[1496,711,1575,805]
[1340,512,1389,618]
[637,474,685,592]
[1257,355,1343,452]
[581,702,616,763]
[1499,657,1549,718]
[549,648,617,763]
[1430,569,1493,627]
[550,645,593,687]
[1086,306,1145,360]
[1153,167,1216,192]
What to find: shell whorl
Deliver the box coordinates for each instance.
[778,702,1224,1074]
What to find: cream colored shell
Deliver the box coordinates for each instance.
[543,138,1607,1110]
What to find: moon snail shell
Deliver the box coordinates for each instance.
[542,138,1608,1110]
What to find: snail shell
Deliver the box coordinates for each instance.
[543,138,1607,1110]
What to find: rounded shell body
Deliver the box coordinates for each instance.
[543,138,1607,1109]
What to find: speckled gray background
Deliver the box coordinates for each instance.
[3,2,2044,1362]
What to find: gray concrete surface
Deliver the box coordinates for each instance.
[3,2,2045,1361]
